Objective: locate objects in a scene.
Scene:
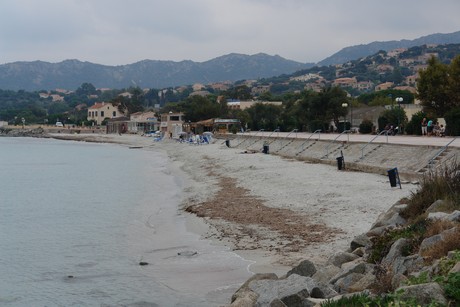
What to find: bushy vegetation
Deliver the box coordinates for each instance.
[340,161,460,307]
[359,119,374,134]
[444,107,460,136]
[400,160,460,222]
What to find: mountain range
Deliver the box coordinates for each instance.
[1,31,459,91]
[319,31,460,66]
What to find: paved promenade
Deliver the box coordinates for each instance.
[240,131,460,148]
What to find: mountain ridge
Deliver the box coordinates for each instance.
[318,30,460,66]
[0,53,313,91]
[1,31,459,91]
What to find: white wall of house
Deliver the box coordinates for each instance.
[87,102,121,125]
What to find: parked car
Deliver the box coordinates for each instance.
[55,122,63,127]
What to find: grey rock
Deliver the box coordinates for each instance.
[304,277,338,299]
[396,282,448,306]
[326,252,359,268]
[447,210,460,222]
[311,265,341,284]
[371,203,407,228]
[269,298,287,307]
[287,259,317,278]
[348,272,377,292]
[279,289,310,307]
[427,212,449,220]
[420,227,459,252]
[351,247,365,257]
[391,255,425,276]
[231,273,278,305]
[350,234,372,252]
[382,238,409,265]
[329,262,368,284]
[426,199,445,213]
[249,274,311,306]
[419,234,443,252]
[366,225,388,237]
[333,273,365,294]
[391,273,408,290]
[449,262,460,274]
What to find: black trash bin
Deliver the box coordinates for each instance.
[387,168,400,188]
[263,144,269,154]
[336,156,344,170]
[225,139,230,147]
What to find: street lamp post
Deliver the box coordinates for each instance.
[395,97,403,134]
[341,102,348,132]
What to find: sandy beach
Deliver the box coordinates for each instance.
[49,133,419,278]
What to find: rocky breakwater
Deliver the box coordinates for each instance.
[0,126,47,137]
[229,199,460,306]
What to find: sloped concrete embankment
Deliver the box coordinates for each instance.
[222,135,459,181]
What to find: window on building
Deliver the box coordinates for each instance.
[101,111,104,117]
[112,111,116,117]
[170,116,180,121]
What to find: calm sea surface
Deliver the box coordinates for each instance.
[0,137,252,307]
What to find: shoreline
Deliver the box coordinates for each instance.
[42,133,417,276]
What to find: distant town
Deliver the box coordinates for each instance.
[1,43,459,137]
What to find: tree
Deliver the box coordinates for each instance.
[417,55,459,117]
[223,85,252,100]
[444,107,460,136]
[377,108,407,132]
[246,103,283,131]
[75,83,97,96]
[182,95,221,122]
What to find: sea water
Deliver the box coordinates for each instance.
[0,137,252,307]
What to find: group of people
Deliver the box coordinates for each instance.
[383,123,400,136]
[421,117,445,137]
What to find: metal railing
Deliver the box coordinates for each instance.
[275,129,298,152]
[360,130,389,159]
[265,129,280,143]
[324,130,350,158]
[296,129,321,154]
[243,129,265,147]
[427,136,459,170]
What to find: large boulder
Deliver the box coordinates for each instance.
[396,282,448,306]
[326,252,360,268]
[371,202,407,229]
[350,234,372,251]
[230,273,278,306]
[329,262,369,284]
[426,199,445,213]
[286,259,317,278]
[249,274,310,306]
[249,274,337,306]
[333,273,365,294]
[382,238,409,265]
[391,255,425,276]
[348,272,377,293]
[311,265,341,284]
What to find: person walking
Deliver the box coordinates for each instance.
[421,117,427,136]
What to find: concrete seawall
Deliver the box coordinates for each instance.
[221,133,460,181]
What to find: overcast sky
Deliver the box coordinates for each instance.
[1,0,460,66]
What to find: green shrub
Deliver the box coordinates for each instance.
[359,119,374,134]
[405,111,426,135]
[400,161,460,221]
[444,272,460,301]
[368,220,428,264]
[444,107,460,136]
